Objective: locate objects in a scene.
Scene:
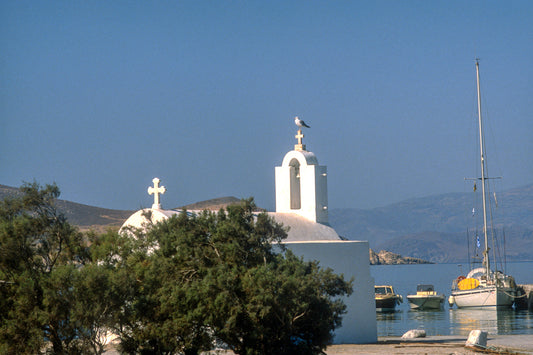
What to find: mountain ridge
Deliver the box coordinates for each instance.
[329,183,533,262]
[2,183,532,262]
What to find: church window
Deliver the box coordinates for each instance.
[289,158,301,209]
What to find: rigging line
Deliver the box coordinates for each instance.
[467,228,471,271]
[487,183,499,272]
[480,95,506,274]
[503,228,507,273]
[482,94,505,185]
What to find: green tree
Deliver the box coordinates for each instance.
[1,185,353,354]
[114,199,353,355]
[0,182,121,354]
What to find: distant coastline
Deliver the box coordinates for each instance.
[369,249,432,265]
[2,183,531,263]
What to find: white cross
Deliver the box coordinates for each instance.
[147,177,166,209]
[295,129,304,145]
[294,129,306,151]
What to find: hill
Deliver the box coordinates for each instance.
[179,196,264,212]
[0,184,133,232]
[0,184,244,231]
[374,228,533,264]
[329,184,533,262]
[3,183,532,262]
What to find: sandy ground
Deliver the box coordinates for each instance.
[104,334,533,354]
[325,335,533,354]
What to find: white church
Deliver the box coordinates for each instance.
[121,121,377,344]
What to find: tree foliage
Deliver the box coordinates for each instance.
[0,183,118,354]
[112,199,353,355]
[1,185,353,355]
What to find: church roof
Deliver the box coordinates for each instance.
[121,208,342,243]
[281,149,319,166]
[119,208,183,233]
[268,212,342,242]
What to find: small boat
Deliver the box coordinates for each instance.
[449,60,518,309]
[406,284,445,310]
[375,285,402,312]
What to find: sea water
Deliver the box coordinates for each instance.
[370,262,533,336]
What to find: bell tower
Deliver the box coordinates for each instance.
[275,129,328,224]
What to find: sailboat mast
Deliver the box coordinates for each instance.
[476,59,490,276]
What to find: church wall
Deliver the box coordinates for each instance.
[283,240,377,344]
[314,165,328,224]
[299,164,318,222]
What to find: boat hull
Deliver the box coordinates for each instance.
[451,285,514,308]
[407,294,445,309]
[375,295,400,312]
[375,285,402,312]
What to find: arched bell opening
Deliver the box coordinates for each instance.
[289,158,301,210]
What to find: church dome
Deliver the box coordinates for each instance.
[119,208,181,233]
[281,150,319,167]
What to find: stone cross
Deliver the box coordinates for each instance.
[147,177,166,209]
[294,129,306,151]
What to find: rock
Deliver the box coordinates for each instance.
[369,249,380,264]
[401,329,426,339]
[369,249,432,265]
[465,330,487,348]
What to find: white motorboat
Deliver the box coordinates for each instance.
[407,284,445,310]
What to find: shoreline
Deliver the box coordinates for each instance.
[326,335,533,354]
[103,335,533,354]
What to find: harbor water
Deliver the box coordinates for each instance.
[371,262,533,336]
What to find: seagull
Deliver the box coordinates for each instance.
[294,116,310,128]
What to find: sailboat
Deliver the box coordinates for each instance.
[448,60,518,309]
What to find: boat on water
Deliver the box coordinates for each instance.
[448,60,518,309]
[407,284,445,310]
[375,285,402,312]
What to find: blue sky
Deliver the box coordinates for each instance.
[1,1,532,211]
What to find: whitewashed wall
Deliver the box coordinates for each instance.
[284,240,377,344]
[275,150,328,224]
